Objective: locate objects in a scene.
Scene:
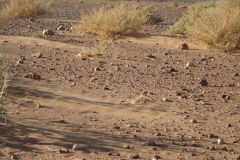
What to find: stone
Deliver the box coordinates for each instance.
[177,43,189,50]
[199,79,208,86]
[23,73,31,78]
[208,133,218,138]
[72,144,80,151]
[152,154,161,160]
[94,67,101,71]
[130,154,140,159]
[31,52,42,58]
[217,138,224,144]
[30,73,41,80]
[43,29,54,36]
[190,119,197,123]
[36,104,42,108]
[123,144,131,149]
[17,59,24,65]
[57,25,65,31]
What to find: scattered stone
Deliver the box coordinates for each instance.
[217,138,224,144]
[113,126,120,129]
[234,73,239,77]
[208,133,218,138]
[199,79,208,86]
[222,94,230,100]
[146,54,156,59]
[169,68,178,73]
[185,62,193,69]
[130,154,140,159]
[30,73,41,80]
[123,144,131,149]
[190,119,197,123]
[103,86,110,90]
[57,25,65,31]
[152,154,161,160]
[72,144,80,151]
[155,133,161,136]
[16,59,24,65]
[23,73,31,78]
[94,67,101,71]
[43,29,54,36]
[145,140,156,146]
[227,123,232,127]
[177,43,189,50]
[19,56,26,60]
[162,98,171,102]
[31,52,42,58]
[36,104,42,108]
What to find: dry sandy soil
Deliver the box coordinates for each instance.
[0,0,240,160]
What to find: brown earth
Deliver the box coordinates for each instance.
[0,0,240,160]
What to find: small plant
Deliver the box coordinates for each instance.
[75,2,161,38]
[77,40,110,58]
[0,0,50,19]
[0,55,10,121]
[168,0,240,51]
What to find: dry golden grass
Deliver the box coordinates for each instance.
[168,0,240,51]
[0,0,50,19]
[75,3,161,39]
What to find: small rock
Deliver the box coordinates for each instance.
[145,140,156,146]
[190,119,197,123]
[36,104,42,108]
[16,59,24,65]
[113,126,120,129]
[130,154,140,159]
[57,25,65,31]
[177,43,189,50]
[31,52,42,58]
[23,73,31,78]
[43,29,54,36]
[217,138,224,144]
[155,133,161,136]
[30,73,41,80]
[227,123,232,127]
[72,144,80,151]
[210,146,216,151]
[146,54,156,59]
[222,94,230,100]
[152,154,161,160]
[19,56,26,60]
[169,68,178,73]
[208,133,218,138]
[103,86,110,90]
[199,79,208,86]
[94,67,101,71]
[122,144,131,149]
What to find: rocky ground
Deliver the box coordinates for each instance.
[0,0,240,160]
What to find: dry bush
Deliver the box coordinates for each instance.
[0,0,50,19]
[75,3,161,38]
[0,55,10,119]
[168,0,240,51]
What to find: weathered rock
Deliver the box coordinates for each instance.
[199,79,208,86]
[190,119,197,123]
[57,25,65,31]
[217,138,224,144]
[31,52,42,58]
[43,29,54,36]
[177,43,189,50]
[72,144,80,151]
[30,73,41,80]
[130,154,140,159]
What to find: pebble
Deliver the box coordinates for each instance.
[31,52,42,58]
[190,119,197,123]
[30,73,41,80]
[43,29,54,36]
[217,138,224,144]
[152,154,161,160]
[199,79,208,86]
[177,43,189,50]
[208,133,218,138]
[122,144,131,149]
[94,67,101,71]
[130,154,140,159]
[72,144,80,151]
[145,140,156,146]
[16,59,24,65]
[57,25,65,31]
[227,123,232,127]
[36,104,42,108]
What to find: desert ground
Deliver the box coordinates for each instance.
[0,0,240,160]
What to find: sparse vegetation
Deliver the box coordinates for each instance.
[75,3,161,38]
[0,55,10,119]
[0,0,50,19]
[168,0,240,51]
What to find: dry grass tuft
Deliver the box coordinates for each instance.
[0,0,50,19]
[168,0,240,51]
[75,3,161,39]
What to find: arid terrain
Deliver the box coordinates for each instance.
[0,0,240,160]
